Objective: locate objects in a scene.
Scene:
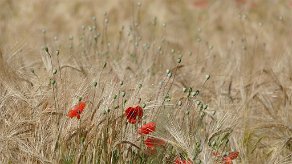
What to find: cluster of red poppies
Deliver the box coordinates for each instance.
[125,105,166,151]
[67,102,239,163]
[125,105,198,163]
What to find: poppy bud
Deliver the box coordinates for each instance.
[51,79,56,85]
[121,91,126,97]
[93,81,98,87]
[44,46,49,53]
[53,69,57,74]
[142,103,146,108]
[78,97,82,102]
[113,94,118,99]
[183,87,187,93]
[194,90,200,96]
[189,87,193,93]
[103,62,107,68]
[138,84,142,88]
[120,81,124,86]
[191,91,196,97]
[177,100,182,106]
[206,74,210,80]
[204,104,208,110]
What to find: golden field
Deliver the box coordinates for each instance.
[0,0,292,163]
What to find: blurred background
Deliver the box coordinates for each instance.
[1,0,291,73]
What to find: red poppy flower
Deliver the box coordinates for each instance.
[235,0,257,9]
[235,0,246,4]
[174,157,192,164]
[67,101,86,119]
[290,1,292,8]
[144,137,166,149]
[223,151,239,164]
[125,105,143,124]
[193,0,208,9]
[138,122,156,134]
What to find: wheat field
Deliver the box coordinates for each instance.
[0,0,292,163]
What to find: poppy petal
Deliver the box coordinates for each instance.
[228,151,239,160]
[124,105,143,124]
[67,101,86,119]
[144,137,166,149]
[138,122,156,134]
[67,109,78,118]
[73,101,86,113]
